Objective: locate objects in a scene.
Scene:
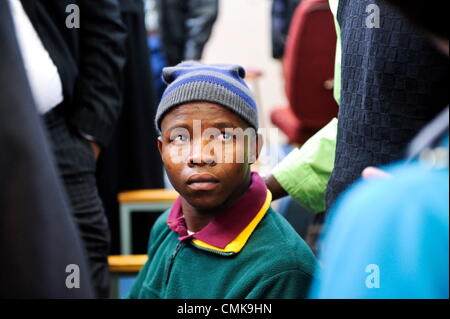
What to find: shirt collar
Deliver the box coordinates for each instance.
[167,172,272,255]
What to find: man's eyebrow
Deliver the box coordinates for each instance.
[164,122,239,133]
[211,122,239,129]
[165,124,191,133]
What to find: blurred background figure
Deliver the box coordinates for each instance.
[271,0,302,60]
[10,0,127,298]
[96,0,165,257]
[155,0,218,66]
[143,0,167,101]
[0,0,93,298]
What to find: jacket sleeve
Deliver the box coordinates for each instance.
[69,0,127,148]
[184,0,218,61]
[272,118,338,213]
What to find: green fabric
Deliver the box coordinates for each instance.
[128,207,317,299]
[272,119,337,213]
[329,0,342,105]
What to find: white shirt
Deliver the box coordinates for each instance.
[9,0,64,114]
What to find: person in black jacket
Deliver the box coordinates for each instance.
[13,0,127,298]
[271,0,302,59]
[156,0,218,66]
[0,0,93,298]
[96,0,165,256]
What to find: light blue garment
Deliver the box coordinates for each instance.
[310,139,449,299]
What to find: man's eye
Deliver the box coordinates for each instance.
[171,134,189,142]
[219,132,233,141]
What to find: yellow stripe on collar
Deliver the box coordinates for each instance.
[191,190,272,254]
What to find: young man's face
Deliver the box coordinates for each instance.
[158,102,262,211]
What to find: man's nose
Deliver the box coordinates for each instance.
[187,140,216,167]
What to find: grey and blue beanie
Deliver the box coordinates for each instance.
[155,61,258,133]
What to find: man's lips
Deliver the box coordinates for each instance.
[186,173,219,191]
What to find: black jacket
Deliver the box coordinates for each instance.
[20,0,127,147]
[156,0,218,66]
[0,0,93,298]
[271,0,302,59]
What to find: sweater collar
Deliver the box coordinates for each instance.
[167,172,272,255]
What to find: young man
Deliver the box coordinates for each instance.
[128,62,317,299]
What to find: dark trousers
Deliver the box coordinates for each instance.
[43,106,110,298]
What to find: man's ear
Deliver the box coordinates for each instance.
[157,136,163,156]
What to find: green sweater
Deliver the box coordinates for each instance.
[128,207,317,299]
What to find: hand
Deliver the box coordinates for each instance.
[89,141,101,160]
[362,167,391,180]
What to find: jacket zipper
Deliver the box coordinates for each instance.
[165,241,185,285]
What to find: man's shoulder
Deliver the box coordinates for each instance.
[147,208,172,244]
[152,208,171,233]
[245,207,317,276]
[257,207,308,245]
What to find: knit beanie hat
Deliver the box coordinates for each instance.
[155,61,258,133]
